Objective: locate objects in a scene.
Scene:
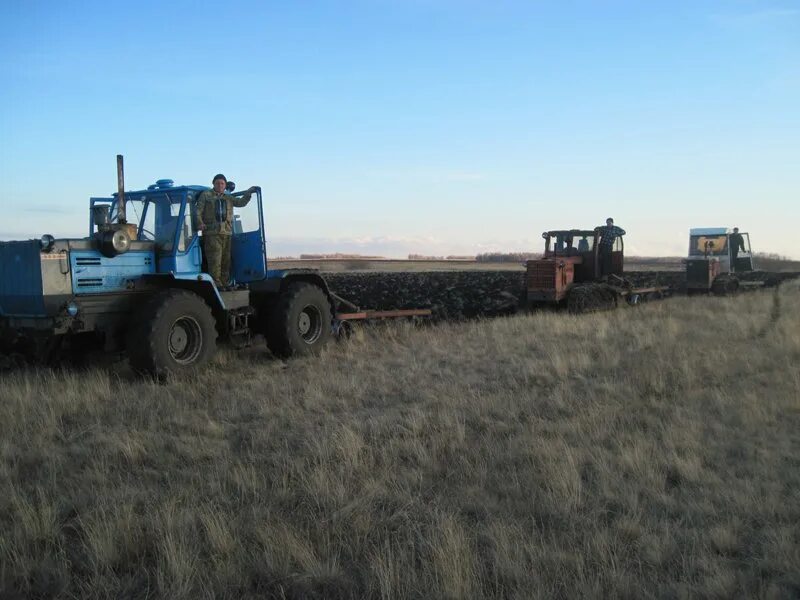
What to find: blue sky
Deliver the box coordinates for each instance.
[1,1,798,257]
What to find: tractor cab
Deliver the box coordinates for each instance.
[686,227,755,293]
[89,179,267,285]
[527,227,626,304]
[543,229,596,279]
[687,228,754,274]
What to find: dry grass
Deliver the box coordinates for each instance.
[1,282,799,598]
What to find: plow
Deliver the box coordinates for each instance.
[317,268,796,322]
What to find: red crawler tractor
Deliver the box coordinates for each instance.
[525,229,667,313]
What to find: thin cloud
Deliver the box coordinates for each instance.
[711,8,800,27]
[22,206,73,214]
[267,235,538,258]
[0,231,36,240]
[366,168,487,183]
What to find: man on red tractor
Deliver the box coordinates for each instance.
[596,217,626,277]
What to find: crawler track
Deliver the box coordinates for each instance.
[567,283,618,314]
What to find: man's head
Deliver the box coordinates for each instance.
[212,173,227,194]
[733,227,739,233]
[606,218,614,226]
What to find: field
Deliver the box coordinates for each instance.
[1,280,799,598]
[320,270,799,321]
[268,257,687,273]
[269,254,800,274]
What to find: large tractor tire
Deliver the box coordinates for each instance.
[128,290,217,377]
[266,282,332,358]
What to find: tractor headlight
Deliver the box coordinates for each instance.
[39,234,55,252]
[111,229,131,254]
[66,302,79,317]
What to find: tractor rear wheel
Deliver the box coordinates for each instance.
[128,290,217,377]
[266,282,332,358]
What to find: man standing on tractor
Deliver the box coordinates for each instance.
[195,174,257,288]
[729,227,745,272]
[596,217,625,277]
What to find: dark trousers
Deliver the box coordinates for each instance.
[600,247,613,276]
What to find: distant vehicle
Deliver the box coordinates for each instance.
[0,157,428,375]
[685,227,755,295]
[525,228,667,313]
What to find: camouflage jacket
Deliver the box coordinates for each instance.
[195,189,252,235]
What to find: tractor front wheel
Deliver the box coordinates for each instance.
[128,290,218,377]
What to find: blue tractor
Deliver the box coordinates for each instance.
[0,157,361,375]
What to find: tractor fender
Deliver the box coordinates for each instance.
[253,269,331,294]
[249,269,338,325]
[252,269,334,302]
[138,273,227,328]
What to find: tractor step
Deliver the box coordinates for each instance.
[228,306,255,348]
[220,289,250,310]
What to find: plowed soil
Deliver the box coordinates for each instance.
[326,270,800,320]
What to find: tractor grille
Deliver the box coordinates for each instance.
[69,249,155,294]
[0,240,46,316]
[686,260,709,286]
[76,278,104,288]
[527,260,555,290]
[75,257,101,266]
[75,256,101,266]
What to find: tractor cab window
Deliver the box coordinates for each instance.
[549,232,592,256]
[231,190,260,234]
[550,233,577,256]
[576,235,594,253]
[689,235,728,257]
[739,233,752,253]
[177,194,196,251]
[551,234,565,255]
[120,197,148,237]
[130,193,194,252]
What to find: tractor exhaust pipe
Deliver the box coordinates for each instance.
[116,154,127,224]
[96,154,133,258]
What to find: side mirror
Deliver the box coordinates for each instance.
[541,232,548,239]
[225,181,236,193]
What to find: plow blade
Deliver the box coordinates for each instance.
[336,308,432,321]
